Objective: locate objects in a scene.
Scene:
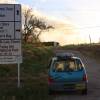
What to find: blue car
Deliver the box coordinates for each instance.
[48,53,88,95]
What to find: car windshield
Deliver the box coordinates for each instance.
[52,58,83,72]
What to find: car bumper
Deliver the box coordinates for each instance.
[48,82,87,91]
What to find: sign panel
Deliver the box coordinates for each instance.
[0,4,22,64]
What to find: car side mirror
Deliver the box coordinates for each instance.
[79,67,83,71]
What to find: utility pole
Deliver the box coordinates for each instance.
[99,37,100,43]
[89,34,91,44]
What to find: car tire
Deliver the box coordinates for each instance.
[81,88,87,95]
[48,89,54,95]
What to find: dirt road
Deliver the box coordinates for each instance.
[53,50,100,100]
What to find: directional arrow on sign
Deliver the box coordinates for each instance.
[16,29,20,32]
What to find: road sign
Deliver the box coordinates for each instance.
[0,4,22,64]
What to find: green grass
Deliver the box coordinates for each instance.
[62,43,100,61]
[0,43,100,99]
[0,86,52,100]
[0,43,54,99]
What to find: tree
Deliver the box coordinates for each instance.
[23,9,54,43]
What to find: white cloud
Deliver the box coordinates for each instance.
[0,0,16,3]
[39,14,77,45]
[40,0,47,3]
[20,4,77,45]
[0,1,78,45]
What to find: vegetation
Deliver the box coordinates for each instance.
[62,43,100,61]
[0,43,100,99]
[0,43,54,99]
[23,9,54,43]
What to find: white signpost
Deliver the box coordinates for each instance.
[0,4,22,87]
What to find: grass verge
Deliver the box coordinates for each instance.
[0,43,54,99]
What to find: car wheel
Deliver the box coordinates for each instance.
[81,88,87,95]
[48,89,54,95]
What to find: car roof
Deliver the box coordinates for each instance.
[53,52,80,61]
[55,52,74,57]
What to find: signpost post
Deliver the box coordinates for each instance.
[18,62,20,88]
[0,4,22,88]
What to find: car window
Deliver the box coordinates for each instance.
[54,61,65,72]
[52,58,83,72]
[76,59,83,70]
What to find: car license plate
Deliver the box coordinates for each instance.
[64,84,74,89]
[75,84,85,89]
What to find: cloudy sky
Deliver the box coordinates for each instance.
[1,0,100,45]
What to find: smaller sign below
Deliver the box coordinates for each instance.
[0,56,22,64]
[0,40,21,56]
[0,40,22,64]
